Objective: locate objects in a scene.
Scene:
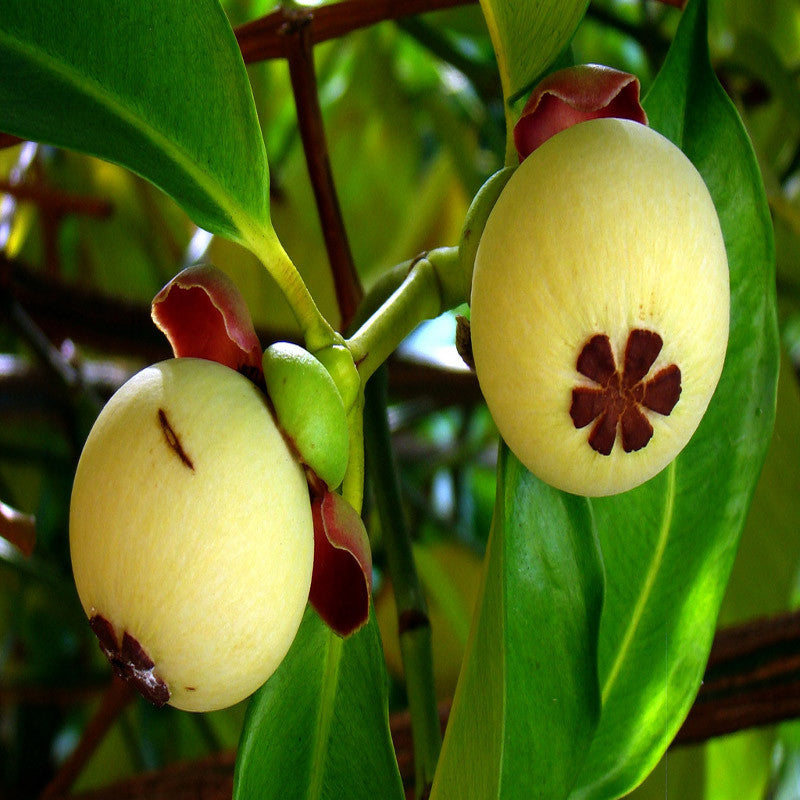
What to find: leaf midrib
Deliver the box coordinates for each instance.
[0,27,263,236]
[600,461,677,704]
[307,630,343,800]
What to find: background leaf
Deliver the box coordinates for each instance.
[233,608,404,800]
[429,448,604,800]
[0,0,270,243]
[569,0,780,796]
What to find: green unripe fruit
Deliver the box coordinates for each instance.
[70,358,313,712]
[470,118,729,497]
[262,342,349,489]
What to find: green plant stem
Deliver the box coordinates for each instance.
[364,367,441,798]
[341,394,366,514]
[348,247,459,382]
[244,225,339,352]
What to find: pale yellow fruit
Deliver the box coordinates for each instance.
[70,358,313,712]
[470,118,729,496]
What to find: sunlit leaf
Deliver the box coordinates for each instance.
[429,449,604,800]
[569,0,780,796]
[0,1,270,244]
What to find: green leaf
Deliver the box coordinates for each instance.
[0,1,269,243]
[478,0,588,103]
[718,356,800,627]
[477,0,588,160]
[569,0,780,797]
[233,607,404,800]
[429,448,604,800]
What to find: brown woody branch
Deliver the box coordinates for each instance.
[0,258,476,404]
[0,180,113,219]
[675,609,800,744]
[282,10,362,329]
[0,255,171,363]
[40,678,136,800]
[235,0,476,64]
[41,610,800,800]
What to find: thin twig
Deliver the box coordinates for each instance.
[364,367,441,799]
[0,500,36,557]
[0,133,24,150]
[0,180,113,219]
[40,677,136,799]
[282,10,362,329]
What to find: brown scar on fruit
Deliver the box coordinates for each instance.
[89,615,170,707]
[157,409,194,470]
[569,329,681,455]
[455,315,474,370]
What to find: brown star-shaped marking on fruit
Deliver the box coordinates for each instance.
[89,615,170,707]
[569,329,681,456]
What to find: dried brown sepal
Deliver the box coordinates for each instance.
[570,328,682,456]
[0,500,35,557]
[455,315,474,370]
[151,265,263,382]
[514,64,647,160]
[309,491,372,637]
[89,615,170,707]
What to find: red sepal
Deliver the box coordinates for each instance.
[514,64,647,160]
[151,265,263,380]
[309,491,373,637]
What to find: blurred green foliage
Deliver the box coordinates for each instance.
[1,0,799,797]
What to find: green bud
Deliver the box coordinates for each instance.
[314,343,361,414]
[263,342,350,489]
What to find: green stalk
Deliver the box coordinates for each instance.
[243,225,339,353]
[348,247,459,382]
[364,367,441,798]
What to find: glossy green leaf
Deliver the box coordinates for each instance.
[0,1,270,244]
[429,448,604,800]
[569,0,780,797]
[233,607,404,800]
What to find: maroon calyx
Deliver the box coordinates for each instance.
[89,615,170,707]
[514,64,647,160]
[151,264,264,386]
[570,329,681,456]
[309,491,373,637]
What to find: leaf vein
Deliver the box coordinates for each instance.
[600,461,677,704]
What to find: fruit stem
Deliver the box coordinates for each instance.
[347,246,459,382]
[341,393,365,515]
[364,367,441,797]
[242,224,340,353]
